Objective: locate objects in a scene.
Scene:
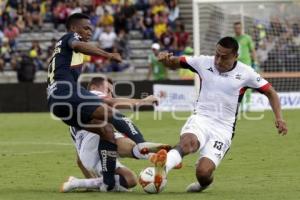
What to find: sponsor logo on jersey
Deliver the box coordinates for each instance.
[219,73,228,77]
[235,73,242,80]
[74,32,81,40]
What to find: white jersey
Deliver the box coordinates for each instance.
[89,90,107,98]
[69,90,125,176]
[180,55,271,131]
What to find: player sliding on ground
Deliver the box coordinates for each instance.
[61,77,167,192]
[150,36,288,192]
[47,13,169,191]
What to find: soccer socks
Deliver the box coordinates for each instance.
[62,175,129,191]
[166,149,182,173]
[98,140,117,190]
[110,112,145,144]
[72,177,102,189]
[131,144,151,159]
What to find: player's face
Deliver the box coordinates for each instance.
[91,81,113,97]
[104,81,113,98]
[214,44,238,73]
[74,19,93,42]
[234,24,242,35]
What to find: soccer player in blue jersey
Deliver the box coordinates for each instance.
[47,13,168,191]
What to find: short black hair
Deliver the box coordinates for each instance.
[234,21,241,26]
[66,13,90,31]
[87,77,113,90]
[217,36,239,54]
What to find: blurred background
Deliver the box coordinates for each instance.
[0,0,299,112]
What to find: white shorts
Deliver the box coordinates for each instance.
[70,127,126,177]
[180,114,232,167]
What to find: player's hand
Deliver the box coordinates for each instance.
[141,95,159,106]
[109,53,122,62]
[275,119,288,135]
[157,52,173,63]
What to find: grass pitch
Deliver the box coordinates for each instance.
[0,110,299,200]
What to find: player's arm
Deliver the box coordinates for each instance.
[246,69,287,135]
[263,86,288,135]
[157,52,201,75]
[103,95,158,109]
[157,52,181,70]
[70,40,122,62]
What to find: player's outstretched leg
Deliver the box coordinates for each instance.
[109,112,146,144]
[92,105,146,144]
[60,176,102,192]
[60,175,132,193]
[86,120,117,191]
[186,157,215,192]
[149,133,200,190]
[166,133,199,173]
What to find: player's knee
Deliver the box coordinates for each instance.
[100,124,116,142]
[117,168,138,188]
[180,134,199,154]
[125,174,138,188]
[92,104,114,120]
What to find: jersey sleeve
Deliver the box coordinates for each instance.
[67,32,81,49]
[179,55,207,75]
[245,69,271,93]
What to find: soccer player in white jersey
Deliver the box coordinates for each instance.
[61,77,170,192]
[150,37,288,192]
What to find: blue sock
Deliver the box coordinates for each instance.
[110,112,145,143]
[98,140,117,190]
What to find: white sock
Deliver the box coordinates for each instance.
[166,149,182,173]
[132,144,149,159]
[72,177,102,189]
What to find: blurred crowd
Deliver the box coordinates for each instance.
[251,16,300,72]
[1,0,299,82]
[0,0,190,81]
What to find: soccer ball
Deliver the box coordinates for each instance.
[139,167,167,194]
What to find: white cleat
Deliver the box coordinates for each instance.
[60,176,78,193]
[186,182,207,193]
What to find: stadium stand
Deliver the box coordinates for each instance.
[1,0,299,83]
[0,0,192,82]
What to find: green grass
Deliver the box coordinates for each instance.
[0,110,299,200]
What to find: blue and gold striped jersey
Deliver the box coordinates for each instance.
[47,32,84,85]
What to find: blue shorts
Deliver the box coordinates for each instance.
[47,82,103,128]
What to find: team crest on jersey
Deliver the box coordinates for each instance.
[73,32,81,40]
